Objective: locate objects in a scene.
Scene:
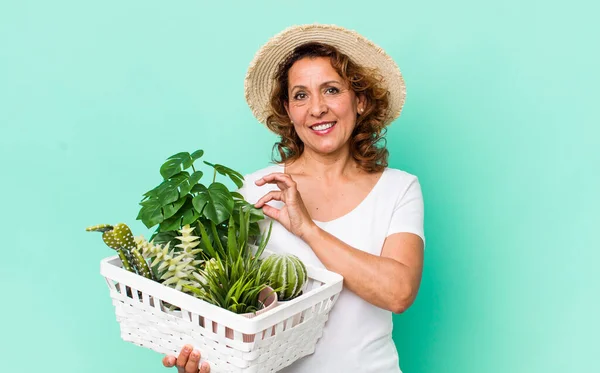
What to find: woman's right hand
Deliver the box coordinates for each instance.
[162,344,210,373]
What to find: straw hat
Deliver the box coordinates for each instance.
[244,23,406,127]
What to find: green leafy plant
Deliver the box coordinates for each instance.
[136,150,265,258]
[183,208,279,314]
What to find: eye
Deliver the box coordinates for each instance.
[293,92,307,100]
[325,87,340,94]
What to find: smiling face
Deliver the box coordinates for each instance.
[284,56,365,157]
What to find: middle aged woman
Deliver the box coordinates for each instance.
[163,24,425,373]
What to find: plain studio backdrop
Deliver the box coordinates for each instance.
[0,1,597,372]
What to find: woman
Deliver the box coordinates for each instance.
[163,24,425,373]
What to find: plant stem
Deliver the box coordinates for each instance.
[191,164,196,173]
[213,169,217,183]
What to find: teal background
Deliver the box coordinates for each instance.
[1,1,597,372]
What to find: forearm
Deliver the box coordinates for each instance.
[302,225,414,313]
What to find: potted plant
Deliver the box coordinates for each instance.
[88,148,344,371]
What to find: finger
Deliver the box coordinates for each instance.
[254,191,283,208]
[255,172,289,184]
[256,178,289,192]
[162,355,176,367]
[256,173,296,189]
[199,361,211,373]
[176,345,193,371]
[185,349,201,373]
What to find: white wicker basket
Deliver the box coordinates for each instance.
[100,255,343,373]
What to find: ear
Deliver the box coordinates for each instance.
[356,93,367,113]
[284,101,292,122]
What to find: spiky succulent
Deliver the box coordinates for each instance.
[135,224,204,293]
[259,254,307,301]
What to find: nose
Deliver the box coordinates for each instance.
[309,94,327,117]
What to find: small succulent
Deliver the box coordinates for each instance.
[260,254,307,301]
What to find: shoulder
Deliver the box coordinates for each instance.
[377,167,424,207]
[381,167,421,192]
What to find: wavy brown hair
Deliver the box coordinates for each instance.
[266,42,391,173]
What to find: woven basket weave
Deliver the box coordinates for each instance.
[100,255,343,373]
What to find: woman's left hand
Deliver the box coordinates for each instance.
[254,172,317,240]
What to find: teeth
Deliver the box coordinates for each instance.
[312,122,335,131]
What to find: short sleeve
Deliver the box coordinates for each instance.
[386,177,425,246]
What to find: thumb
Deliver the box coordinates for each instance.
[162,355,176,367]
[261,204,280,221]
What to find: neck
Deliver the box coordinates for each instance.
[287,145,359,181]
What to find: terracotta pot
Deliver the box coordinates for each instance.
[212,286,278,342]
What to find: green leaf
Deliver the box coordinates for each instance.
[158,196,196,231]
[159,214,181,232]
[181,204,200,226]
[239,208,249,258]
[197,221,218,259]
[138,198,164,228]
[180,171,203,196]
[191,149,204,162]
[160,158,184,180]
[192,183,234,225]
[162,196,187,220]
[143,172,188,200]
[210,221,226,258]
[255,220,273,260]
[168,152,194,169]
[190,184,204,194]
[152,171,200,206]
[156,180,180,205]
[203,161,245,188]
[227,214,239,262]
[241,200,265,222]
[232,201,265,227]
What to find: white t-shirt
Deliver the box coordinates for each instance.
[237,164,425,373]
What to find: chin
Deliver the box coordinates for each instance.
[313,143,344,155]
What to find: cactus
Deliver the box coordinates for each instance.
[86,224,134,273]
[111,223,154,280]
[86,223,154,280]
[86,224,114,233]
[260,254,307,301]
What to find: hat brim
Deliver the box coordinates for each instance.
[244,24,406,126]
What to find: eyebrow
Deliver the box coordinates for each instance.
[290,80,342,91]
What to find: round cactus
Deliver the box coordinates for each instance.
[260,254,307,301]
